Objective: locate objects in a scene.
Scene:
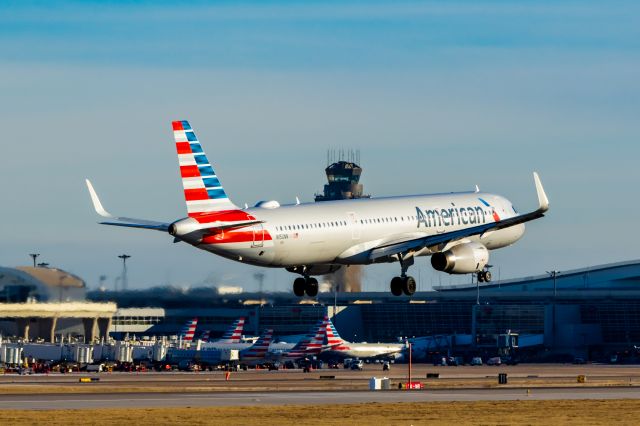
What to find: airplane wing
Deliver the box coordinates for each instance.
[369,172,549,260]
[85,179,171,232]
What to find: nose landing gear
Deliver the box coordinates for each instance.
[293,276,319,297]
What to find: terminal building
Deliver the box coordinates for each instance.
[86,259,640,361]
[0,266,116,342]
[2,261,639,360]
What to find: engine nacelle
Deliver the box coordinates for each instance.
[168,217,202,242]
[431,242,489,274]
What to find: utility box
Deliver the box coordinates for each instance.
[498,373,508,384]
[381,377,390,390]
[369,377,382,390]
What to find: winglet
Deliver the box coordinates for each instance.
[533,172,549,212]
[85,179,113,218]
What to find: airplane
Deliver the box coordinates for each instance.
[268,317,328,363]
[86,120,550,297]
[179,317,198,344]
[215,317,245,344]
[321,318,404,360]
[239,329,273,366]
[199,317,244,343]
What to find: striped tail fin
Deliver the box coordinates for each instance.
[172,120,238,216]
[304,316,328,355]
[180,318,198,342]
[240,329,273,359]
[287,318,325,357]
[218,317,245,344]
[326,318,349,349]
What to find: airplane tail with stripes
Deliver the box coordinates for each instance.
[285,317,327,358]
[240,329,273,360]
[217,317,246,344]
[325,318,350,350]
[200,330,212,342]
[180,318,198,343]
[172,120,239,216]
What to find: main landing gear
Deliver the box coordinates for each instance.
[390,254,416,296]
[293,276,319,297]
[477,270,492,283]
[390,276,416,296]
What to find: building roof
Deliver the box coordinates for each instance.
[14,266,85,288]
[434,259,640,292]
[0,302,116,318]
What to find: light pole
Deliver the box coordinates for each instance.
[546,270,559,297]
[29,253,40,268]
[546,270,560,348]
[118,254,131,292]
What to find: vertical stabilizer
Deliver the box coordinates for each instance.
[240,329,273,359]
[180,318,198,342]
[325,318,347,347]
[218,317,246,344]
[172,120,238,216]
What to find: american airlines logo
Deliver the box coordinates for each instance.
[415,203,492,229]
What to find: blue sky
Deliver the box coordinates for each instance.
[1,1,639,292]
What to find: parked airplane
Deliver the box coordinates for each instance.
[199,317,245,343]
[216,317,245,344]
[179,317,198,343]
[322,319,404,360]
[268,317,328,363]
[239,329,273,366]
[86,120,549,297]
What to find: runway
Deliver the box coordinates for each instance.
[1,387,639,410]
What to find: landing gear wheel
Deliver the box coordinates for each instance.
[402,276,416,296]
[483,271,492,282]
[477,272,485,283]
[390,277,403,296]
[305,277,319,297]
[293,277,306,297]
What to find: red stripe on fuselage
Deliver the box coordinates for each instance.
[190,210,255,222]
[202,229,273,244]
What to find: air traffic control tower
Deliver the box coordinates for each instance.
[315,150,369,292]
[314,151,369,202]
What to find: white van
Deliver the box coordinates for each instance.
[487,357,502,366]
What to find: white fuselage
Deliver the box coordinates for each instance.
[322,342,405,360]
[187,191,525,271]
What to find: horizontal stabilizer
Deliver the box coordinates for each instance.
[85,179,170,232]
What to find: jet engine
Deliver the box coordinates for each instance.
[430,242,489,274]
